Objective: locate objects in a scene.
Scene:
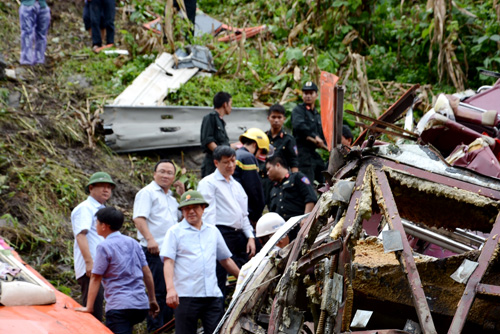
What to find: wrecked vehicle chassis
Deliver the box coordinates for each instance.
[216,146,500,334]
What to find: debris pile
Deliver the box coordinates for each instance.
[216,73,500,334]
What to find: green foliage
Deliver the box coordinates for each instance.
[167,75,254,107]
[128,0,165,23]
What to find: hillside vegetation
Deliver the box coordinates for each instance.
[0,0,499,299]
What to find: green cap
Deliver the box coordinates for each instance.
[178,190,209,209]
[85,172,116,193]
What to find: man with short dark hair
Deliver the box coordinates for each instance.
[162,190,240,334]
[71,171,116,321]
[200,92,232,177]
[133,159,185,332]
[76,207,160,333]
[266,155,317,241]
[262,104,299,204]
[197,146,256,297]
[291,81,327,183]
[342,124,354,147]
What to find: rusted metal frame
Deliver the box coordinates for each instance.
[377,158,500,200]
[334,85,345,148]
[374,168,437,334]
[239,316,266,333]
[267,205,321,334]
[333,158,360,181]
[352,84,419,146]
[476,283,500,296]
[342,162,369,232]
[345,109,417,136]
[448,212,500,333]
[296,239,342,274]
[331,162,370,333]
[286,204,321,268]
[333,234,352,334]
[354,122,418,141]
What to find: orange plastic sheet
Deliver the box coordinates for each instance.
[0,240,112,334]
[320,71,339,150]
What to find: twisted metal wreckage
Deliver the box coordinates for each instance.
[215,72,500,334]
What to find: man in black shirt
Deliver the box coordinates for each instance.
[291,81,327,184]
[200,92,232,177]
[266,155,317,241]
[261,104,299,204]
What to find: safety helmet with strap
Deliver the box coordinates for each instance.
[239,128,270,153]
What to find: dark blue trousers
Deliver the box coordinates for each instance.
[174,297,223,334]
[143,247,174,332]
[215,226,249,298]
[105,309,148,334]
[90,0,115,46]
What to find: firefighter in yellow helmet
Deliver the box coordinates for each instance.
[234,128,271,227]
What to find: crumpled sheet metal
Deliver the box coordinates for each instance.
[375,144,500,191]
[382,167,500,209]
[463,79,500,112]
[419,113,486,156]
[448,144,500,179]
[317,180,355,216]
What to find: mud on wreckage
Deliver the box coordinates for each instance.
[216,72,500,334]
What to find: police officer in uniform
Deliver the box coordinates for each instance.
[266,155,317,241]
[291,81,327,184]
[200,92,232,178]
[260,104,299,204]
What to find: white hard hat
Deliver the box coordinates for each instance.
[256,213,286,238]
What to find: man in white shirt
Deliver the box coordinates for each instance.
[133,159,185,332]
[162,190,239,334]
[71,171,116,321]
[197,146,256,297]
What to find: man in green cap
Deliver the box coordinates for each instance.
[71,171,116,321]
[161,190,239,334]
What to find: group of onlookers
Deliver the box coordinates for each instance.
[70,84,354,334]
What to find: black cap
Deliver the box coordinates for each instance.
[302,81,318,92]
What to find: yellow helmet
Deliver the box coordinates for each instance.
[239,128,270,153]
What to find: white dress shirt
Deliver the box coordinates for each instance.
[197,169,254,238]
[160,219,232,297]
[133,181,180,248]
[71,196,105,279]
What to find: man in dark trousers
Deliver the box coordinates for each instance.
[89,0,116,53]
[197,146,256,298]
[71,171,116,321]
[133,160,185,332]
[291,81,327,184]
[200,92,232,178]
[266,155,317,241]
[262,104,299,204]
[234,128,269,226]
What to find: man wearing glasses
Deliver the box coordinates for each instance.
[133,159,185,332]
